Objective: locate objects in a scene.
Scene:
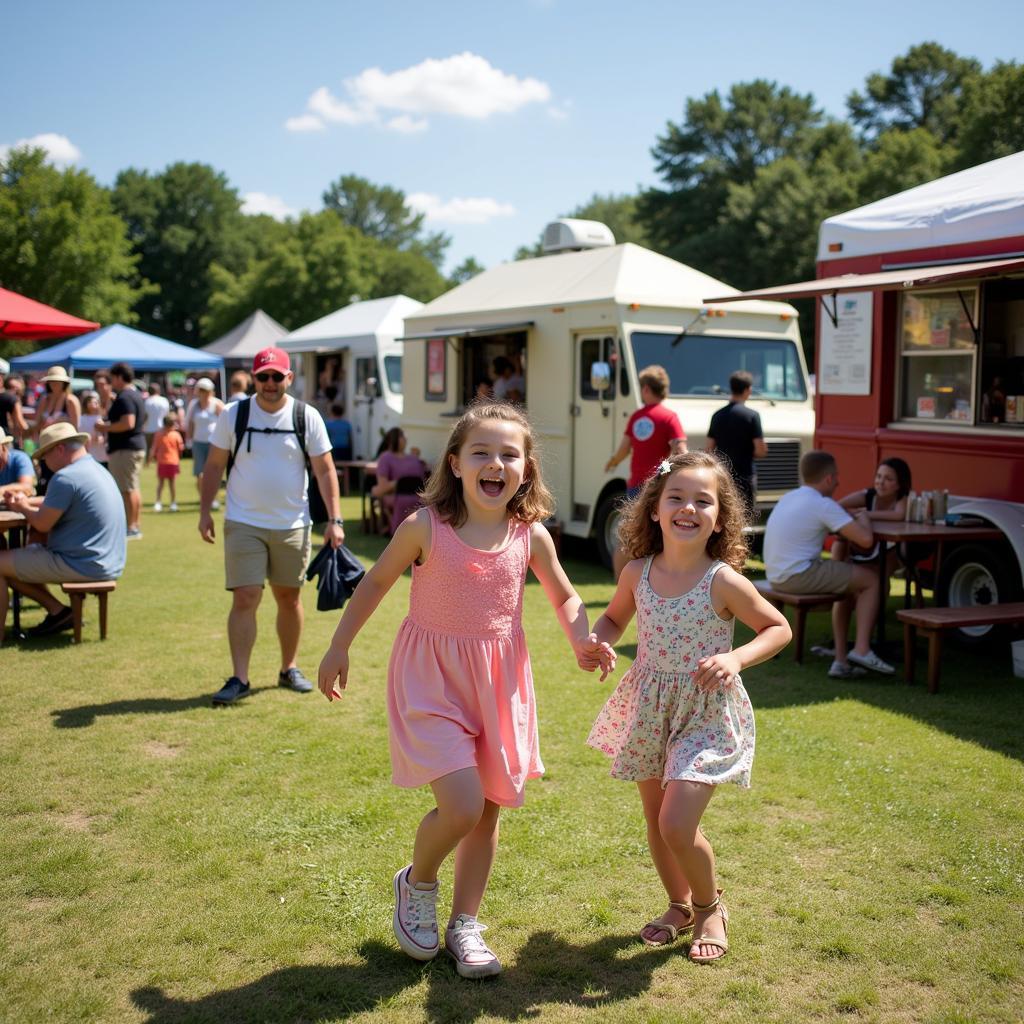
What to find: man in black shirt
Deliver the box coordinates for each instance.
[706,370,766,515]
[96,362,147,539]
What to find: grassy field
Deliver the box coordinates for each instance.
[1,470,1022,1024]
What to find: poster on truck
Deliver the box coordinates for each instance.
[819,291,873,395]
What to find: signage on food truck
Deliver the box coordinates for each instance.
[819,291,873,396]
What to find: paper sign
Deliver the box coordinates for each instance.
[819,291,873,396]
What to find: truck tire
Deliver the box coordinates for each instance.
[935,543,1022,645]
[594,490,626,570]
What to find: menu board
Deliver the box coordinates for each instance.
[819,291,873,395]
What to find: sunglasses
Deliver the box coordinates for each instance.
[255,372,286,383]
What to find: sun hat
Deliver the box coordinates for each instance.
[195,377,215,392]
[0,429,13,446]
[40,365,72,385]
[34,421,91,460]
[252,347,291,375]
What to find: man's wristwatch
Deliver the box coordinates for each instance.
[329,517,344,526]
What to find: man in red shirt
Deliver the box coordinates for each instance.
[605,364,687,576]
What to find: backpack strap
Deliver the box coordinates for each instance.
[292,399,309,460]
[227,397,251,477]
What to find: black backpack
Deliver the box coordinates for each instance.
[227,397,328,524]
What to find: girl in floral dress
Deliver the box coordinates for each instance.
[587,451,790,963]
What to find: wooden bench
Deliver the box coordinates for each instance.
[60,581,117,644]
[897,602,1024,693]
[753,579,846,664]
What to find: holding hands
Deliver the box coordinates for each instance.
[575,632,617,681]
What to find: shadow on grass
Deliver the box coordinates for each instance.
[130,932,677,1023]
[51,687,276,728]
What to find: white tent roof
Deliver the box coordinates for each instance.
[279,295,424,352]
[405,244,795,326]
[202,309,287,358]
[819,150,1024,262]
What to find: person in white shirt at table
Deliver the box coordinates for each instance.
[763,450,894,677]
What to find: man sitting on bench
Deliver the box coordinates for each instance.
[0,422,126,644]
[763,450,893,678]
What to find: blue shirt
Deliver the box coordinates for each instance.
[43,456,126,579]
[0,447,34,488]
[326,417,352,450]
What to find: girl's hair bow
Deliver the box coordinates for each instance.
[657,459,673,476]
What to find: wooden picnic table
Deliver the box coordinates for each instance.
[334,460,378,531]
[0,509,29,636]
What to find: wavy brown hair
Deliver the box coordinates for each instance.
[419,401,554,528]
[616,451,749,570]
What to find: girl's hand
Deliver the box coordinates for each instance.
[575,633,617,681]
[318,646,349,702]
[693,652,742,691]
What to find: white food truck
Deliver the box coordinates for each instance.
[278,295,423,459]
[399,221,815,565]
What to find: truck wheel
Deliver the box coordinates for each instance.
[935,543,1022,645]
[594,491,626,570]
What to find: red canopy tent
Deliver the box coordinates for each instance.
[0,286,100,340]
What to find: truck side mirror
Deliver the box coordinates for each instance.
[590,361,611,393]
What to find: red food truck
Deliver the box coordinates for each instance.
[707,151,1024,642]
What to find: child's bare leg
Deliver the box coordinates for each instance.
[637,779,693,940]
[659,780,725,958]
[168,477,177,503]
[450,799,500,923]
[155,478,165,503]
[410,767,485,885]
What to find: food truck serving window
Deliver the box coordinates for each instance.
[631,332,807,401]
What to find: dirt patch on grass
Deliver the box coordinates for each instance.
[53,810,94,832]
[143,740,183,759]
[25,897,56,912]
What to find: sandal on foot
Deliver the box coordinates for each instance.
[689,890,729,963]
[640,900,694,947]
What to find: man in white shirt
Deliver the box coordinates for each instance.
[198,347,345,705]
[763,450,893,677]
[142,382,170,462]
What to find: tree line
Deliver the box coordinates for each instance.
[1,43,1021,357]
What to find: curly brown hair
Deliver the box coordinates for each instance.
[419,400,554,528]
[616,451,749,570]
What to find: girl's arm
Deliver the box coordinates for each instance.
[868,496,907,522]
[529,523,615,677]
[317,509,429,700]
[837,488,868,512]
[590,558,642,646]
[694,567,792,689]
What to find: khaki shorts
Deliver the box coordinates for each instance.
[773,558,853,594]
[224,520,311,590]
[108,449,145,493]
[11,544,99,584]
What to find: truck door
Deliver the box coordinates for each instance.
[351,355,380,459]
[572,334,620,517]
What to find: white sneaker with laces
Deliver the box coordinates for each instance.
[445,914,502,978]
[848,649,895,675]
[828,660,867,679]
[392,866,439,961]
[153,502,163,512]
[169,502,178,512]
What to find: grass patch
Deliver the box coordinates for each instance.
[1,466,1023,1022]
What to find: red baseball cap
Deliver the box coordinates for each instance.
[253,347,291,375]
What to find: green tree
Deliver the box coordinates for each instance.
[954,61,1024,168]
[112,162,249,344]
[369,243,448,303]
[0,147,148,327]
[322,174,450,267]
[448,256,485,286]
[857,127,945,203]
[847,42,981,145]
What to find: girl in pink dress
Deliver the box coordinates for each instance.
[587,452,790,964]
[319,402,613,978]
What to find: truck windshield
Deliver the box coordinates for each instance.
[384,355,401,396]
[631,332,807,401]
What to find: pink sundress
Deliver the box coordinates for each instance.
[588,558,755,788]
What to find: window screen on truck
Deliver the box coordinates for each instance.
[631,332,807,401]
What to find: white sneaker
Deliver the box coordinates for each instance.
[848,649,895,675]
[393,866,439,961]
[445,914,502,978]
[211,499,221,511]
[828,660,867,679]
[153,502,163,512]
[169,502,178,512]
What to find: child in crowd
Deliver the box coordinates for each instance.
[151,413,184,511]
[319,401,613,978]
[78,391,106,466]
[325,403,353,461]
[587,451,791,963]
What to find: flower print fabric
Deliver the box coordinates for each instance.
[587,559,755,788]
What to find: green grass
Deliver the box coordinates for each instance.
[2,467,1022,1023]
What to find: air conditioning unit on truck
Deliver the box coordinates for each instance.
[706,152,1024,643]
[398,222,816,567]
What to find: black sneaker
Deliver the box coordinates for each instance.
[212,676,250,706]
[28,606,74,637]
[278,667,314,693]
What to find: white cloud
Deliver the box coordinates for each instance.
[241,192,298,221]
[407,193,517,226]
[289,52,551,134]
[0,132,81,166]
[284,113,325,133]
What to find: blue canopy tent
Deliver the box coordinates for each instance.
[10,324,225,380]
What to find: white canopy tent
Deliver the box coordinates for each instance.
[201,309,287,363]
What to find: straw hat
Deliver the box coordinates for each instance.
[195,377,215,391]
[40,365,72,385]
[34,421,91,460]
[0,429,13,446]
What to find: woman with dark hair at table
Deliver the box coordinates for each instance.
[371,428,427,536]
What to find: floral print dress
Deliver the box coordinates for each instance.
[588,558,755,788]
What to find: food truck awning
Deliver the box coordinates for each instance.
[703,256,1024,325]
[399,321,534,342]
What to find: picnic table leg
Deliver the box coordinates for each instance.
[875,543,887,646]
[98,592,109,641]
[903,621,916,685]
[925,628,943,694]
[793,607,807,664]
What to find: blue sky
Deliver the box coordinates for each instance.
[3,0,1022,274]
